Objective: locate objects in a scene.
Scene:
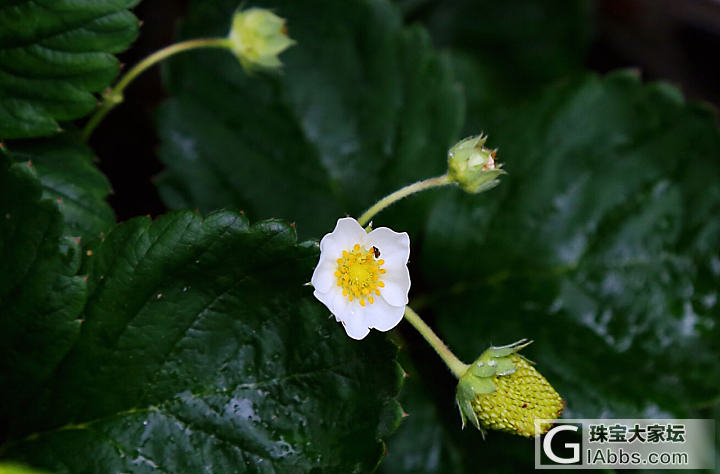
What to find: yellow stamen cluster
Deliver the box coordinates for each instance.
[473,355,565,437]
[335,243,386,306]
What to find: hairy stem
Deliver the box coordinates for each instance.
[357,174,454,227]
[82,37,232,142]
[404,305,469,378]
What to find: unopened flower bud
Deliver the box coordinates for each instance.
[228,8,295,71]
[455,339,564,438]
[447,134,505,193]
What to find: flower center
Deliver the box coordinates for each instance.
[335,243,386,306]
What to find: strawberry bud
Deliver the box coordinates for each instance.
[228,8,295,71]
[447,134,505,193]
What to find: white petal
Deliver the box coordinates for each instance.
[313,288,335,313]
[366,227,410,266]
[330,291,370,340]
[378,264,411,306]
[319,217,367,257]
[343,314,371,340]
[365,297,405,332]
[311,217,409,340]
[330,288,352,320]
[311,259,336,293]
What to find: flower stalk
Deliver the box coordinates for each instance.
[81,37,231,142]
[356,135,505,227]
[403,306,469,378]
[82,7,294,142]
[357,174,454,227]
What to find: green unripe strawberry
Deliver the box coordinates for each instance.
[456,339,564,438]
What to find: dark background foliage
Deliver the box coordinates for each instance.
[2,0,719,472]
[88,1,720,471]
[85,2,719,470]
[91,0,720,222]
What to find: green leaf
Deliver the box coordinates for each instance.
[5,136,114,241]
[380,343,537,474]
[1,211,403,473]
[381,72,720,472]
[378,352,464,474]
[0,155,85,430]
[156,0,463,238]
[389,72,720,469]
[0,0,140,139]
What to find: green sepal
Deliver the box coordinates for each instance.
[495,358,517,376]
[456,398,477,430]
[0,463,52,474]
[455,339,535,431]
[468,338,532,378]
[458,373,496,397]
[447,134,506,194]
[485,338,532,358]
[455,363,496,430]
[470,361,496,378]
[456,376,490,430]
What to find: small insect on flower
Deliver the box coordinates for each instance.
[311,217,411,340]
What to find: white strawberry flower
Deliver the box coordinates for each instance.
[311,217,411,340]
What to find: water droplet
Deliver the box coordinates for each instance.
[182,286,188,292]
[131,454,158,469]
[271,437,296,458]
[229,398,260,422]
[702,293,716,308]
[156,293,163,299]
